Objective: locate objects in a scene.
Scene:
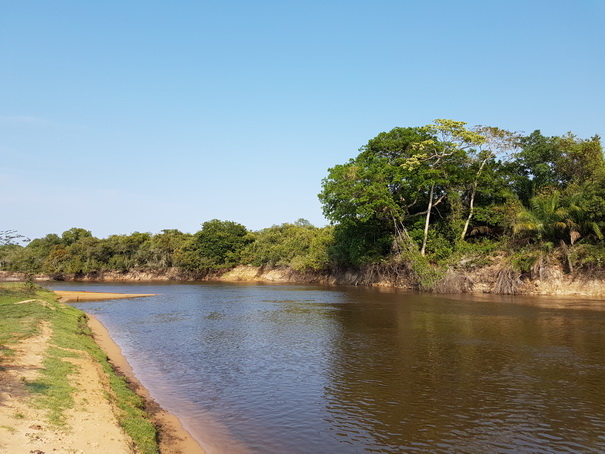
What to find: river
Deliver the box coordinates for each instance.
[46,282,605,453]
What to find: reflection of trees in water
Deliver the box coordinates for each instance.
[322,292,605,452]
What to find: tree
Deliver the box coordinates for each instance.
[319,126,431,259]
[413,120,485,254]
[194,220,252,269]
[9,233,62,272]
[245,220,334,271]
[60,236,101,274]
[513,190,603,246]
[0,230,30,246]
[513,131,605,204]
[555,133,605,186]
[459,126,519,240]
[513,130,560,203]
[512,131,605,249]
[319,119,489,259]
[61,227,93,246]
[103,232,152,271]
[144,229,191,269]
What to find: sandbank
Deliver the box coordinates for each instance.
[54,290,156,302]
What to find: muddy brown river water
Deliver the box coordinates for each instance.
[48,282,605,453]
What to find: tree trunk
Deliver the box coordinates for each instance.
[460,182,477,241]
[461,157,488,241]
[421,183,434,256]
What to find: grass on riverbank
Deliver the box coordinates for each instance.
[0,282,160,454]
[0,283,45,358]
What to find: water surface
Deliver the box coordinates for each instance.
[48,282,605,453]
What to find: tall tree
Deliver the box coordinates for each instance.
[413,120,485,254]
[513,131,604,203]
[0,230,30,246]
[61,227,92,246]
[320,120,489,258]
[459,126,519,240]
[319,126,431,258]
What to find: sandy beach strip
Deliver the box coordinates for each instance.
[54,289,207,452]
[87,314,206,454]
[54,290,156,302]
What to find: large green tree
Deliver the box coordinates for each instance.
[513,131,605,203]
[319,126,431,259]
[412,120,486,254]
[143,229,191,269]
[458,126,519,240]
[319,120,497,260]
[193,219,252,269]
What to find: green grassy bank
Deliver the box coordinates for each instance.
[0,282,160,454]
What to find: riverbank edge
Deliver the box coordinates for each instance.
[86,313,206,454]
[3,262,605,297]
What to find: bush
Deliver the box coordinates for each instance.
[570,243,605,272]
[245,221,334,271]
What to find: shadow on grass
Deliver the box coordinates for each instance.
[25,381,52,394]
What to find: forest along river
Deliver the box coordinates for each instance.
[46,282,605,454]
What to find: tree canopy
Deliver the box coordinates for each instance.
[2,120,604,284]
[320,119,604,262]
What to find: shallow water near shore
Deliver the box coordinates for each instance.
[47,282,605,453]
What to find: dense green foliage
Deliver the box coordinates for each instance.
[319,120,605,272]
[244,219,334,271]
[2,120,605,285]
[0,219,334,276]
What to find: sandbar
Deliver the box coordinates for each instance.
[54,290,156,302]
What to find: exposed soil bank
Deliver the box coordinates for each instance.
[219,265,605,296]
[86,315,205,454]
[3,261,605,297]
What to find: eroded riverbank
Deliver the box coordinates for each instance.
[4,262,605,297]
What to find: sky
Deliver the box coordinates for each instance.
[1,1,604,241]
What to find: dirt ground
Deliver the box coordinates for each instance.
[0,294,205,454]
[0,319,133,454]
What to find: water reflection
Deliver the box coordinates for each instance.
[323,290,605,453]
[46,282,605,453]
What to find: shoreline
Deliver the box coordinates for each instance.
[86,314,206,454]
[6,265,605,297]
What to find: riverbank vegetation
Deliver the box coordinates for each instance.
[2,119,604,293]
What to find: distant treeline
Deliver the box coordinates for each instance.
[3,120,605,286]
[0,220,333,277]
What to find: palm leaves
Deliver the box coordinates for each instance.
[514,191,603,245]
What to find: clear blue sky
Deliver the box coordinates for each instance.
[2,0,604,240]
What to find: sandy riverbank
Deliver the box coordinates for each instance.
[54,290,156,302]
[87,314,205,454]
[0,317,136,453]
[55,289,206,453]
[0,287,205,454]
